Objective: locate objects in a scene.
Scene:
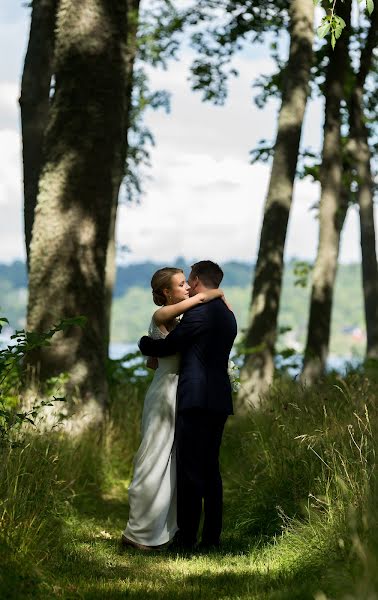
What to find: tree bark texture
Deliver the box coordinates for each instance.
[26,0,130,418]
[104,0,140,354]
[19,0,58,268]
[348,11,378,360]
[238,0,314,409]
[301,1,352,384]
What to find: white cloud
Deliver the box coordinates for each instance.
[0,82,19,130]
[0,128,25,261]
[0,19,29,82]
[142,53,279,161]
[0,0,376,269]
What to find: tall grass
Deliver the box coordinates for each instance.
[222,373,378,597]
[0,369,377,598]
[0,375,143,597]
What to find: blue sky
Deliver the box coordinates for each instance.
[0,0,375,266]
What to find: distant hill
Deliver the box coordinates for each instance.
[113,259,254,296]
[0,261,27,289]
[0,259,252,298]
[0,259,365,356]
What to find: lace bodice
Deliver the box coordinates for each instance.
[147,316,180,373]
[148,317,168,340]
[148,316,181,340]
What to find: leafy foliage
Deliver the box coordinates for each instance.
[0,316,86,446]
[316,0,374,47]
[316,1,347,49]
[123,0,182,203]
[124,68,170,204]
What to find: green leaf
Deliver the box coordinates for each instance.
[331,33,336,49]
[0,317,9,334]
[55,316,88,331]
[318,22,331,38]
[367,0,374,14]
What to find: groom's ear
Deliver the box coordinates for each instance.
[191,276,199,289]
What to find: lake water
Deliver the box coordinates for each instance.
[109,343,362,377]
[109,342,138,359]
[1,335,361,377]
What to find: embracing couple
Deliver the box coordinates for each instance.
[121,260,237,552]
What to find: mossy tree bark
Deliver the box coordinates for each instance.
[238,0,314,409]
[26,0,131,419]
[19,0,58,269]
[348,12,378,361]
[301,1,352,384]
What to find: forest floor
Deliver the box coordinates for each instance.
[1,373,378,599]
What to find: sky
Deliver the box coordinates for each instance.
[0,1,376,267]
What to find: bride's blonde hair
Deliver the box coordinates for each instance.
[151,267,183,306]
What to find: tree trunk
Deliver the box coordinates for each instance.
[301,1,352,384]
[355,132,378,361]
[348,12,378,361]
[19,0,58,268]
[238,0,314,409]
[26,0,131,423]
[104,0,140,354]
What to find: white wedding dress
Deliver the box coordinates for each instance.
[123,318,179,546]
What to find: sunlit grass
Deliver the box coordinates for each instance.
[1,372,377,599]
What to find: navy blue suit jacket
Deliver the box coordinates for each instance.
[139,298,237,415]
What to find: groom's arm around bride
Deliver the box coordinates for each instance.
[139,260,237,550]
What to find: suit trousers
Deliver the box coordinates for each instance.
[176,408,228,545]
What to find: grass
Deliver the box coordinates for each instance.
[1,371,378,599]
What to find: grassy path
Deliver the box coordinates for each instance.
[48,493,302,599]
[40,473,346,599]
[3,376,377,600]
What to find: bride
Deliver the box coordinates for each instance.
[122,267,224,550]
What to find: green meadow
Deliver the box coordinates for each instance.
[1,365,377,599]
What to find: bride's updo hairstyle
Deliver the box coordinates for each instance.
[151,267,184,306]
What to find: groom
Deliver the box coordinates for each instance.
[139,260,237,550]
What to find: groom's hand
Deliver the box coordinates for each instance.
[138,336,151,356]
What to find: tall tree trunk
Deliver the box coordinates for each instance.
[238,0,314,409]
[19,0,58,268]
[104,0,140,354]
[301,1,352,384]
[26,0,130,423]
[348,12,378,360]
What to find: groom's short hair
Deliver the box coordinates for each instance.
[190,260,223,288]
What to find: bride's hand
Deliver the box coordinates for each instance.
[201,288,232,309]
[146,356,158,370]
[201,288,224,303]
[221,295,233,311]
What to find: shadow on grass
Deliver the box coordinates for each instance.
[71,484,129,526]
[51,538,348,600]
[46,487,351,600]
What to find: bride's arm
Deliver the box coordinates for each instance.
[154,289,224,326]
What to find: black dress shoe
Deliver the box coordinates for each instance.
[197,540,221,553]
[169,532,197,552]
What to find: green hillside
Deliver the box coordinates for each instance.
[0,260,365,356]
[110,261,364,357]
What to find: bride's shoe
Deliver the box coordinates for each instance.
[121,534,152,551]
[121,534,171,552]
